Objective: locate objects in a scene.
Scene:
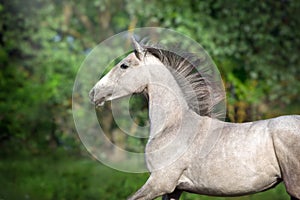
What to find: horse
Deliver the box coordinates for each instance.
[89,37,300,200]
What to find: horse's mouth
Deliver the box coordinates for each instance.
[94,93,112,107]
[95,97,106,107]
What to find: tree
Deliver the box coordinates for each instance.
[126,0,300,121]
[1,0,299,154]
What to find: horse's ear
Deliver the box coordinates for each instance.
[131,36,145,60]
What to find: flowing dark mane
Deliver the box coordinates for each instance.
[143,44,225,119]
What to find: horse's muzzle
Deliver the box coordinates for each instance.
[89,88,111,107]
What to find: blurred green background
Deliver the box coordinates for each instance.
[0,0,299,199]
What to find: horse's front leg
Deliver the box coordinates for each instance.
[127,170,182,200]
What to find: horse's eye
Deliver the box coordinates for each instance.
[120,63,129,69]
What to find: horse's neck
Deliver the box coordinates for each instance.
[147,65,190,139]
[144,62,213,170]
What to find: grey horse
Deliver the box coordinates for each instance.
[89,37,300,200]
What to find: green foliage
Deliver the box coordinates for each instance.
[0,150,290,200]
[1,0,77,150]
[0,150,148,200]
[1,0,299,150]
[0,0,299,198]
[126,0,300,121]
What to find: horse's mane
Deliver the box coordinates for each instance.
[143,43,225,119]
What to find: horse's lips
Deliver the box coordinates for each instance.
[94,93,112,107]
[95,97,105,107]
[97,101,105,107]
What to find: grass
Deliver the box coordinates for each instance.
[0,149,290,200]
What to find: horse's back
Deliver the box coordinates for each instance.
[271,115,300,198]
[271,115,300,145]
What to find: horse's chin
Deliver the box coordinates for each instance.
[96,101,105,107]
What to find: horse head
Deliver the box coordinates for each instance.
[89,37,158,106]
